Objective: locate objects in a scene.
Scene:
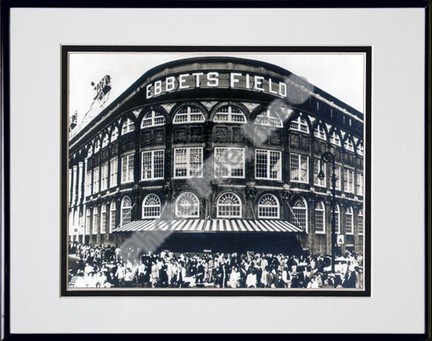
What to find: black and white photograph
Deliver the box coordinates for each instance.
[63,48,369,294]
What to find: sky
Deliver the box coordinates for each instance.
[68,52,365,126]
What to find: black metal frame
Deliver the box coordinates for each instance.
[1,0,430,339]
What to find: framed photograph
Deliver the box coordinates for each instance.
[62,47,370,296]
[2,1,430,337]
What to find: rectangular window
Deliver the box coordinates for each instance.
[101,163,108,191]
[110,206,116,233]
[214,147,245,178]
[93,167,100,193]
[358,213,364,235]
[100,208,107,234]
[141,150,164,180]
[255,149,282,180]
[315,210,325,234]
[290,153,309,183]
[92,210,99,234]
[335,165,342,190]
[346,213,354,234]
[335,211,340,234]
[313,158,326,187]
[344,168,355,193]
[110,158,118,188]
[121,154,134,183]
[174,148,203,178]
[357,172,364,196]
[85,170,92,196]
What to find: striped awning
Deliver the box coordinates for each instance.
[113,219,303,233]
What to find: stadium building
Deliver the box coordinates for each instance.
[67,57,365,256]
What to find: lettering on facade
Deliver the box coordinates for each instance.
[145,72,290,100]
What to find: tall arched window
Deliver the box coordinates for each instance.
[85,208,91,234]
[100,203,107,234]
[109,201,116,233]
[92,206,99,234]
[141,110,166,128]
[358,208,364,235]
[254,109,283,127]
[121,118,135,135]
[111,126,119,142]
[142,194,161,218]
[120,196,132,226]
[315,201,326,234]
[173,106,205,124]
[213,105,246,123]
[175,192,199,218]
[217,192,242,218]
[290,115,309,133]
[313,124,327,140]
[292,197,308,232]
[345,206,354,234]
[258,194,279,219]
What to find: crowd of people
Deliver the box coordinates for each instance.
[68,241,363,289]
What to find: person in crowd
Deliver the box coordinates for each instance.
[115,262,126,287]
[342,268,357,288]
[228,266,241,288]
[245,267,258,288]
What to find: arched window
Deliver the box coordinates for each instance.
[292,197,308,232]
[345,206,354,234]
[330,130,341,146]
[314,124,327,140]
[315,201,326,234]
[121,118,135,135]
[344,137,354,152]
[92,206,99,234]
[334,204,341,234]
[85,208,91,234]
[173,106,205,124]
[94,139,100,153]
[254,109,283,127]
[290,115,309,133]
[111,126,119,142]
[175,192,199,218]
[258,194,279,219]
[213,105,246,123]
[357,142,364,156]
[142,194,161,219]
[358,208,364,235]
[100,203,107,234]
[141,110,166,128]
[120,196,132,226]
[102,134,109,148]
[109,201,116,233]
[217,192,242,218]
